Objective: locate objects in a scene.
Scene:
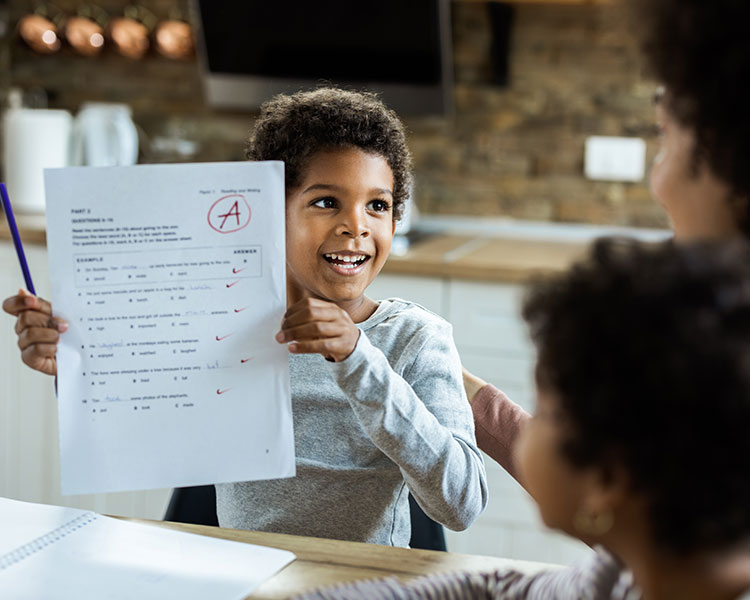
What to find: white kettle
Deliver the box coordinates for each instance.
[70,103,139,167]
[2,104,73,213]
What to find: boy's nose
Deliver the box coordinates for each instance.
[337,210,369,238]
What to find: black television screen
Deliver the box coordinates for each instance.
[192,0,453,116]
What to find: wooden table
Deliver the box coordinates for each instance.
[129,519,554,599]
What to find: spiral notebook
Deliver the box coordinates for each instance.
[0,497,295,599]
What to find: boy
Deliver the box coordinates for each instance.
[3,88,487,546]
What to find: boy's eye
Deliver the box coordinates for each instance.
[311,196,338,209]
[369,199,391,213]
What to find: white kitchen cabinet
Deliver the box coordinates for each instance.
[0,240,171,519]
[449,281,534,356]
[370,272,591,565]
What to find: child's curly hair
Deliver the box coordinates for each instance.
[634,0,750,235]
[523,238,750,555]
[246,88,413,221]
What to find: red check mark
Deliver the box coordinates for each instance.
[215,333,233,341]
[226,280,240,288]
[232,267,245,274]
[216,388,232,395]
[240,357,254,364]
[234,306,249,313]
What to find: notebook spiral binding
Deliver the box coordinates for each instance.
[0,512,98,571]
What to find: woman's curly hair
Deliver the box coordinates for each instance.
[634,0,750,235]
[246,87,412,221]
[523,238,750,555]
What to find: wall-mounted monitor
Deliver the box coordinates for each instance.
[192,0,453,116]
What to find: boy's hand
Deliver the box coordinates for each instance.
[276,297,360,362]
[2,289,66,376]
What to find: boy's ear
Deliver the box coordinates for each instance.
[391,217,397,235]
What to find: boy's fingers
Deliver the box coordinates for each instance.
[24,294,53,315]
[2,294,26,316]
[282,304,343,329]
[283,297,336,319]
[2,292,53,317]
[17,327,61,351]
[277,322,341,343]
[14,310,65,335]
[20,347,57,376]
[20,341,58,360]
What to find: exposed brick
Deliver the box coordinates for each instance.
[3,0,667,230]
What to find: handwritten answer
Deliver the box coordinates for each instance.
[44,161,294,495]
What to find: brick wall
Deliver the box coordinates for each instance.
[3,0,665,228]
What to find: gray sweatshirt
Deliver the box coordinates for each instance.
[216,298,488,546]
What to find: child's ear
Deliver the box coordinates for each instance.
[586,463,629,514]
[391,217,397,235]
[574,461,630,542]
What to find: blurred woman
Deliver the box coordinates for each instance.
[466,0,750,484]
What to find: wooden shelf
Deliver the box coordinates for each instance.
[455,0,611,5]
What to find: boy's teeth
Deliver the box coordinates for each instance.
[326,253,366,263]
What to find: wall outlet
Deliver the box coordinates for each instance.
[584,136,646,182]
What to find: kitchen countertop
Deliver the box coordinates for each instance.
[0,213,47,245]
[385,233,588,283]
[1,213,670,283]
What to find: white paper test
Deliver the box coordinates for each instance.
[44,161,294,495]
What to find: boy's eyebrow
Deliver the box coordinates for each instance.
[302,183,393,196]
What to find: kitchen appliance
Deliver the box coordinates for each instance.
[191,0,453,116]
[70,103,139,167]
[2,100,73,213]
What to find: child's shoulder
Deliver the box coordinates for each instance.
[363,297,451,335]
[361,298,459,370]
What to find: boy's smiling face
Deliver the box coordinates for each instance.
[285,147,396,319]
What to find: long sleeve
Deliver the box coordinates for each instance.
[217,300,486,545]
[472,384,530,482]
[329,319,488,532]
[294,548,631,600]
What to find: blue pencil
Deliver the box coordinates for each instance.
[1,183,36,295]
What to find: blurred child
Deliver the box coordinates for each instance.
[2,88,487,545]
[298,238,750,599]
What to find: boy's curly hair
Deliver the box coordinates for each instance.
[634,0,750,235]
[523,238,750,555]
[246,88,412,221]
